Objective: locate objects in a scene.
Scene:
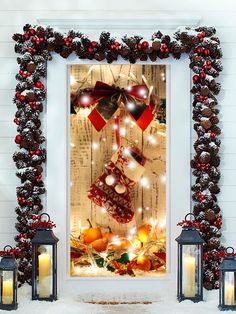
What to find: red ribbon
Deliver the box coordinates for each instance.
[76,81,155,132]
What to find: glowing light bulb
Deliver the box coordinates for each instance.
[70,182,73,187]
[137,207,143,213]
[140,176,149,187]
[129,227,136,235]
[113,124,118,130]
[102,137,106,142]
[112,144,118,151]
[138,87,147,98]
[127,86,132,91]
[128,161,136,170]
[92,142,99,150]
[123,148,130,156]
[145,207,150,211]
[135,139,139,144]
[147,134,157,145]
[70,75,76,86]
[159,219,166,229]
[127,102,135,111]
[128,252,136,261]
[70,142,75,148]
[124,117,130,124]
[160,175,166,183]
[91,160,94,165]
[101,207,106,213]
[120,127,126,136]
[80,95,91,105]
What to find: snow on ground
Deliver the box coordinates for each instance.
[0,285,223,314]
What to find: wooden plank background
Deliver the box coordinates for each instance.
[70,64,166,237]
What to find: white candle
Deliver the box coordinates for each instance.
[183,256,196,297]
[2,279,13,304]
[38,253,51,298]
[225,283,235,305]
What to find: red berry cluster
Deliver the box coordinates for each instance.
[196,163,210,171]
[15,92,25,102]
[137,41,149,50]
[111,41,120,50]
[31,215,56,230]
[197,31,206,42]
[63,36,73,46]
[197,192,205,201]
[19,70,31,79]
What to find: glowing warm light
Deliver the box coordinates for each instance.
[120,127,126,136]
[135,139,139,144]
[160,175,166,183]
[147,134,157,145]
[127,102,135,111]
[112,144,118,151]
[70,142,75,148]
[113,124,118,130]
[129,227,136,236]
[140,176,149,187]
[137,207,143,213]
[111,236,121,246]
[101,207,106,213]
[127,86,132,91]
[128,252,136,261]
[74,266,81,275]
[128,161,137,170]
[138,87,147,98]
[145,207,150,211]
[70,75,77,86]
[91,160,94,165]
[70,182,73,187]
[150,217,158,228]
[123,148,130,156]
[80,95,91,105]
[131,238,141,249]
[159,218,166,230]
[124,117,130,124]
[102,137,107,142]
[92,142,99,150]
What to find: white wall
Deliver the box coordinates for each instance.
[0,0,236,250]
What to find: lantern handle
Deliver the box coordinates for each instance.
[184,213,196,221]
[226,247,235,254]
[39,213,51,222]
[3,245,13,251]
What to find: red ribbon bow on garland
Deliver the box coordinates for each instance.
[75,81,156,132]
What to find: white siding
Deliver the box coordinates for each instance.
[0,0,236,249]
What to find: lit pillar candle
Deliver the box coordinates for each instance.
[225,283,235,305]
[183,256,196,297]
[2,279,13,304]
[38,253,51,298]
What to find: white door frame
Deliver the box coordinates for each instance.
[42,13,197,298]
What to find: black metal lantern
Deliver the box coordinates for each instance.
[31,213,59,301]
[219,247,236,311]
[175,213,205,302]
[0,246,18,311]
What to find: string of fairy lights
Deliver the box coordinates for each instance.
[70,65,167,275]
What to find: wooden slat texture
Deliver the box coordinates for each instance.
[70,64,166,238]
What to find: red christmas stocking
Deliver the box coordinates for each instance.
[88,146,146,224]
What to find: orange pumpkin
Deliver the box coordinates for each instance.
[134,255,151,271]
[83,219,102,244]
[137,224,152,243]
[91,238,108,252]
[103,226,114,242]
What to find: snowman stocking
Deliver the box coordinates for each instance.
[88,146,146,224]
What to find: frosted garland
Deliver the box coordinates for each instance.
[12,25,223,288]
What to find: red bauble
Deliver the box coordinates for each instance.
[19,95,25,102]
[142,41,149,49]
[196,47,203,55]
[23,33,29,41]
[91,41,97,48]
[137,43,143,50]
[29,28,35,36]
[13,118,20,125]
[193,75,199,83]
[35,81,44,89]
[204,48,210,56]
[199,71,206,79]
[15,134,21,144]
[87,47,94,54]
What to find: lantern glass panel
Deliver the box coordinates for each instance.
[0,270,14,305]
[182,244,202,298]
[35,245,53,299]
[224,271,236,306]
